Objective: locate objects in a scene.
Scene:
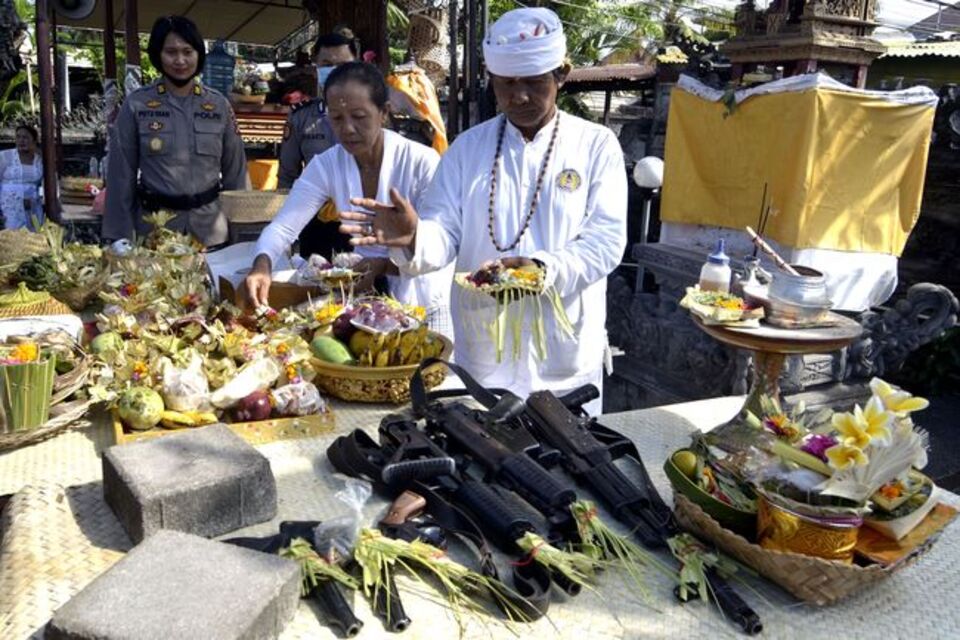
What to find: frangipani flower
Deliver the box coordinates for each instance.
[869,377,930,416]
[831,397,893,449]
[826,442,869,471]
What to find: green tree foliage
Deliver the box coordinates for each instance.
[489,0,661,66]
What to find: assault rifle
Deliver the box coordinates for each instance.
[327,425,555,618]
[223,521,364,638]
[408,361,763,636]
[522,388,763,635]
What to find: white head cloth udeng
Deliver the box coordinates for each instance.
[483,8,566,78]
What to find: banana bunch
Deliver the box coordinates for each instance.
[349,325,445,367]
[160,409,219,429]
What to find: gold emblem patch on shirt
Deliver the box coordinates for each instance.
[149,137,164,152]
[148,121,164,132]
[556,169,582,192]
[157,84,166,94]
[146,99,162,108]
[193,83,202,96]
[201,102,215,111]
[317,199,339,223]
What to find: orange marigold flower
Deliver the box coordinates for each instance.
[10,342,39,363]
[879,483,903,500]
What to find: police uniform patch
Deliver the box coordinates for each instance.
[149,137,163,152]
[149,121,164,132]
[146,99,162,108]
[193,83,202,96]
[157,84,166,94]
[556,169,582,192]
[201,102,215,111]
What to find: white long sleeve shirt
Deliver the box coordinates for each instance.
[255,130,452,312]
[392,111,628,395]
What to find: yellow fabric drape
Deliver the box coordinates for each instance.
[386,69,449,155]
[661,86,935,256]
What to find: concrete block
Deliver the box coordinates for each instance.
[103,424,277,543]
[46,529,301,640]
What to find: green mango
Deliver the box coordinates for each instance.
[310,336,355,365]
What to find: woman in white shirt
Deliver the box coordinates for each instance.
[247,62,452,335]
[0,125,44,230]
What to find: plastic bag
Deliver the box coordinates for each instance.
[272,381,325,417]
[291,254,333,286]
[313,477,373,560]
[160,351,211,412]
[209,357,281,408]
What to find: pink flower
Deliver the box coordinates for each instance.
[800,433,837,462]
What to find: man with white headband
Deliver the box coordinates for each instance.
[340,8,627,414]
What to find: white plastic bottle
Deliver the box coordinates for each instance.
[699,239,732,293]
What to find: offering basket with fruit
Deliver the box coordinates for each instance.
[309,298,452,403]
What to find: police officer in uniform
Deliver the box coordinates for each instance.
[103,16,246,247]
[277,29,358,260]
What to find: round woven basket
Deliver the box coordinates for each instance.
[52,275,107,312]
[409,9,450,81]
[230,92,266,105]
[0,296,73,318]
[311,333,453,404]
[0,229,50,285]
[673,492,920,606]
[221,190,289,224]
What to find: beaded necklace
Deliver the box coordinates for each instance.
[486,112,560,253]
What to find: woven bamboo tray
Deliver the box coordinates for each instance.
[310,333,453,404]
[673,492,925,606]
[221,189,289,223]
[111,409,336,447]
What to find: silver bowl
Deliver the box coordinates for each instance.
[765,265,833,328]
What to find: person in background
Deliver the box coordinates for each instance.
[278,28,359,261]
[247,62,452,337]
[340,8,627,415]
[102,15,247,247]
[0,124,43,230]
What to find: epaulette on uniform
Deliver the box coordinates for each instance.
[290,98,318,113]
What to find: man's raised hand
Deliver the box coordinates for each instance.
[340,187,418,249]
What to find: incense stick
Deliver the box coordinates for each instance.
[754,184,768,258]
[745,226,800,276]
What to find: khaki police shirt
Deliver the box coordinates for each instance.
[277,99,337,189]
[103,79,247,246]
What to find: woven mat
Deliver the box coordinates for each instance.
[2,397,959,639]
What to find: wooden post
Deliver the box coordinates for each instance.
[462,0,473,132]
[35,0,61,223]
[104,0,117,79]
[447,0,460,138]
[52,10,64,174]
[124,0,141,95]
[602,90,612,126]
